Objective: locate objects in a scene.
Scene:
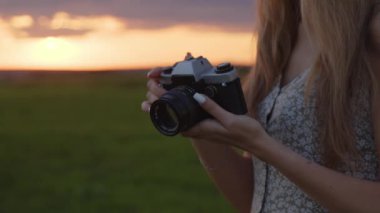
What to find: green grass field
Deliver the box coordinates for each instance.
[0,72,234,213]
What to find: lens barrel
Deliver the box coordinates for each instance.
[150,86,206,136]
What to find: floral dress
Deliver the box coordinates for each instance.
[251,69,379,213]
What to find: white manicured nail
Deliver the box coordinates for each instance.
[193,93,206,104]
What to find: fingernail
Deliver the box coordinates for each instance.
[193,93,206,104]
[143,106,151,113]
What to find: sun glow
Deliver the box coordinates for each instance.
[0,12,256,71]
[25,37,80,68]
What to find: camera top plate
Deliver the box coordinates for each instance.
[160,56,238,85]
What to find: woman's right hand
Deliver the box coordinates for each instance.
[141,67,168,113]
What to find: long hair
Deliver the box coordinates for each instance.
[245,0,378,167]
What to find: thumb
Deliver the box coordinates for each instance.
[193,93,234,127]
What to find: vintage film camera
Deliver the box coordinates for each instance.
[150,56,247,136]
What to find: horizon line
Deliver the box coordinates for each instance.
[0,64,252,73]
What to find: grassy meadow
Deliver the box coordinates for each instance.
[0,71,234,213]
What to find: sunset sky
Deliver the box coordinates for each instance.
[0,0,257,70]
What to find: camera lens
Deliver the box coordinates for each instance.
[150,86,206,136]
[154,102,179,132]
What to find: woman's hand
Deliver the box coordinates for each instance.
[182,93,269,153]
[141,52,194,113]
[141,67,168,113]
[140,62,258,212]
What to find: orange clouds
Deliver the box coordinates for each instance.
[9,15,34,29]
[40,12,125,32]
[0,12,256,70]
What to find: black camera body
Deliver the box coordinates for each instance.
[150,56,247,136]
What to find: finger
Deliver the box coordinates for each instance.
[147,79,166,97]
[193,93,235,128]
[147,67,170,79]
[147,67,163,78]
[141,101,151,113]
[146,92,159,104]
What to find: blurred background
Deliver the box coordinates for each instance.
[0,0,256,212]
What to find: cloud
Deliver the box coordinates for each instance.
[1,12,128,37]
[0,0,258,70]
[9,15,34,29]
[0,12,256,70]
[0,0,256,31]
[45,12,125,31]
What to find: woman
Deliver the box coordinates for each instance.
[141,0,380,212]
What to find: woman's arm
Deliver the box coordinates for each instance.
[191,139,253,213]
[186,93,380,212]
[256,136,380,213]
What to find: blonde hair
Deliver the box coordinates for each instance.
[245,0,378,167]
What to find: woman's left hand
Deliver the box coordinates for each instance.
[182,93,269,152]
